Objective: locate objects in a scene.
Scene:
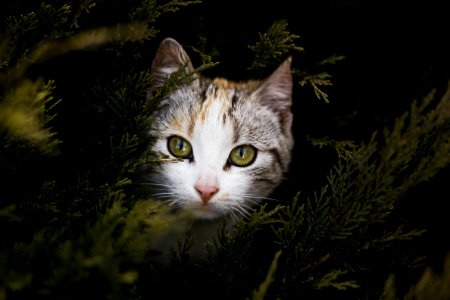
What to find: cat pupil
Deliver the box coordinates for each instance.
[177,139,184,150]
[238,146,245,158]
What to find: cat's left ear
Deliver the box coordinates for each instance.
[148,38,196,97]
[255,57,293,131]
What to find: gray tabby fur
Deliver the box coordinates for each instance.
[147,37,294,221]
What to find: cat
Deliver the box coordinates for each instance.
[143,37,294,261]
[146,37,294,222]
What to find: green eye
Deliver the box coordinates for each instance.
[167,136,193,159]
[228,145,257,167]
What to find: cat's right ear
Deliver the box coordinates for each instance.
[148,38,195,96]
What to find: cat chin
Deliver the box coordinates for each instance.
[181,204,224,220]
[190,210,222,220]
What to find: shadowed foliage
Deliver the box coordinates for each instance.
[0,1,449,299]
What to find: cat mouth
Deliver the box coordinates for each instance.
[195,202,216,211]
[184,202,222,219]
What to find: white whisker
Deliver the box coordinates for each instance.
[241,193,288,204]
[151,192,177,197]
[239,202,255,211]
[241,193,279,202]
[140,182,176,189]
[229,210,240,223]
[242,198,259,206]
[232,203,252,219]
[229,206,246,219]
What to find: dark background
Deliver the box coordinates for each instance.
[3,0,446,184]
[166,0,450,264]
[1,0,449,297]
[20,0,450,263]
[153,0,450,270]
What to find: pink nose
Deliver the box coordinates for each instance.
[194,184,219,204]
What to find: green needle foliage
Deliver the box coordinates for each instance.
[0,79,61,153]
[248,19,304,71]
[267,86,450,298]
[0,1,449,300]
[248,20,344,103]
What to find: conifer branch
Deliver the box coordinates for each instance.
[317,269,359,290]
[1,22,152,84]
[0,79,61,152]
[299,72,333,103]
[252,250,282,300]
[269,83,450,293]
[248,20,303,70]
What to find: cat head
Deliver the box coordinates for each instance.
[147,37,294,220]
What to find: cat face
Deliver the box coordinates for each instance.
[147,38,293,220]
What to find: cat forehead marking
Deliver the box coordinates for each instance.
[168,114,184,132]
[212,78,258,90]
[198,84,232,124]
